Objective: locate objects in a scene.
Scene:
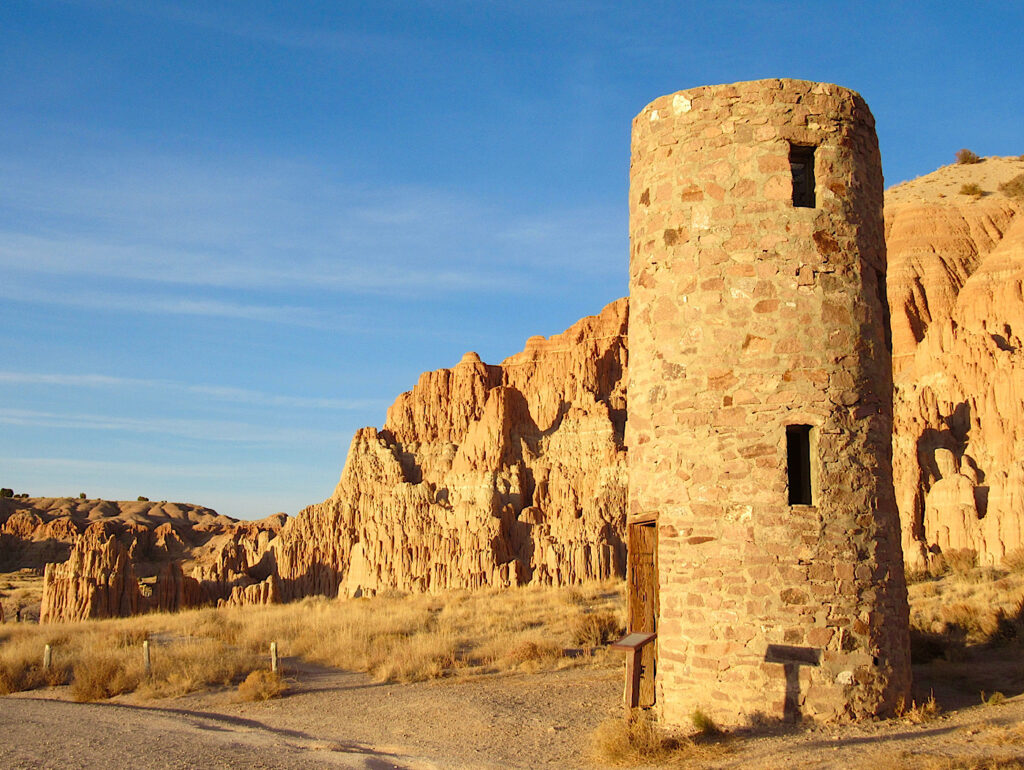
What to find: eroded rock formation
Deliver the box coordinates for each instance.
[0,498,285,622]
[886,156,1024,566]
[272,299,629,597]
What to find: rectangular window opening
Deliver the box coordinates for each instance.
[790,144,816,208]
[787,424,814,505]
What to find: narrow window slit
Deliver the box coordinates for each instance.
[787,425,814,505]
[790,144,816,208]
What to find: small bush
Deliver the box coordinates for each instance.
[236,670,285,701]
[981,690,1007,707]
[137,496,149,502]
[998,173,1024,200]
[591,709,677,766]
[959,183,984,197]
[692,709,722,736]
[571,610,623,647]
[956,149,982,165]
[71,653,140,702]
[505,639,564,668]
[78,493,86,499]
[0,488,12,498]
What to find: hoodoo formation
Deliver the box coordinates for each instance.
[627,80,910,724]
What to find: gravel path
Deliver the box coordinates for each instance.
[3,661,1024,769]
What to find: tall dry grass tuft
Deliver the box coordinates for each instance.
[590,709,729,767]
[571,610,623,648]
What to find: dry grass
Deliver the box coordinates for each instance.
[959,183,984,197]
[895,692,942,724]
[571,610,623,647]
[590,709,730,767]
[1003,548,1024,573]
[890,753,1024,770]
[0,580,625,700]
[236,670,286,701]
[999,173,1024,200]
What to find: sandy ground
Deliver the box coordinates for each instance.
[3,658,1024,769]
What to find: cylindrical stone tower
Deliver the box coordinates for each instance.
[626,79,910,726]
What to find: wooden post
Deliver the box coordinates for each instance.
[270,641,278,673]
[610,632,658,714]
[143,639,152,677]
[43,644,52,671]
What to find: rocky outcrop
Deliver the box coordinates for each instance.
[20,499,285,622]
[886,157,1024,566]
[273,299,629,597]
[40,523,139,623]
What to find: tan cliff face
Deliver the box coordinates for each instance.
[886,156,1024,566]
[270,298,629,599]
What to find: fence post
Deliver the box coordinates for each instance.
[270,641,278,673]
[143,639,152,677]
[43,644,52,671]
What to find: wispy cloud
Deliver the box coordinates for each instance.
[0,371,386,410]
[0,279,338,327]
[0,408,348,445]
[0,152,621,301]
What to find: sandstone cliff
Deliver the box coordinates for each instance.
[886,156,1024,566]
[272,298,629,597]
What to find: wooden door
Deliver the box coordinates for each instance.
[627,521,658,707]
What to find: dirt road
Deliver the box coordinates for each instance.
[3,662,1024,769]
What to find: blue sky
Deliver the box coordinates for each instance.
[2,1,1021,518]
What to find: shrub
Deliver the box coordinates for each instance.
[71,653,140,702]
[137,496,149,502]
[959,183,984,197]
[78,493,86,499]
[505,639,564,668]
[998,173,1024,200]
[956,148,982,165]
[571,610,623,647]
[0,488,12,498]
[691,708,722,736]
[236,670,286,701]
[591,709,677,766]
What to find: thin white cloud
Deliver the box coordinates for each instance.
[0,408,348,445]
[0,371,386,410]
[0,152,620,298]
[0,280,339,327]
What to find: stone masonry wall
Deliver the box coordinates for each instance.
[627,79,910,726]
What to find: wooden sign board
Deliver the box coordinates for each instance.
[611,632,657,651]
[611,632,657,710]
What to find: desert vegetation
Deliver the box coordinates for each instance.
[999,172,1024,200]
[0,580,624,701]
[956,148,982,165]
[959,182,984,197]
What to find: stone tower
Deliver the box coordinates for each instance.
[626,79,911,726]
